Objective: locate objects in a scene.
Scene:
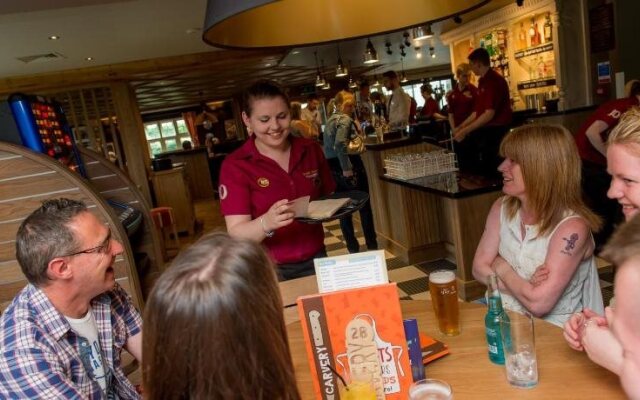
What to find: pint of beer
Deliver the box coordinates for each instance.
[428,270,460,336]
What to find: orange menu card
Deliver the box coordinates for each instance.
[297,283,412,400]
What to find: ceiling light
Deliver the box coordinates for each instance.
[314,51,325,87]
[85,57,94,61]
[416,52,422,59]
[429,47,436,58]
[291,50,300,55]
[335,44,347,77]
[372,75,381,87]
[48,35,60,40]
[363,39,378,64]
[348,77,358,89]
[265,63,272,67]
[322,81,331,90]
[399,44,407,58]
[413,24,433,41]
[185,28,201,34]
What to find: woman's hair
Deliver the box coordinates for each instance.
[420,84,433,94]
[290,101,302,120]
[601,213,640,267]
[334,90,355,113]
[242,79,290,116]
[607,106,640,156]
[500,124,602,236]
[142,233,300,400]
[455,63,471,77]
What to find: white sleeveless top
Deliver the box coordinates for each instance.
[498,200,604,327]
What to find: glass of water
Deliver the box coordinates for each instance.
[500,310,538,388]
[409,379,452,400]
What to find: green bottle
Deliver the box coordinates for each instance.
[485,274,507,364]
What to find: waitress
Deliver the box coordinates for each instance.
[447,63,477,131]
[219,80,335,280]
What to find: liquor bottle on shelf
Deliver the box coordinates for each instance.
[537,56,546,79]
[485,274,508,365]
[543,12,553,43]
[518,22,527,49]
[529,18,541,47]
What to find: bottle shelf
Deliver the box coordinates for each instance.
[514,43,554,59]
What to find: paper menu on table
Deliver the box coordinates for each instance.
[313,250,388,293]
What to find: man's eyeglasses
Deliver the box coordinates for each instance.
[59,231,112,258]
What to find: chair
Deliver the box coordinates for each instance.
[150,207,180,259]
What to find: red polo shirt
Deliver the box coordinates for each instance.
[475,69,512,126]
[419,97,440,119]
[447,83,477,127]
[219,136,336,264]
[575,97,640,166]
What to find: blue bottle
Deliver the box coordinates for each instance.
[485,274,507,365]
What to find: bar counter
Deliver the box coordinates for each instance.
[362,135,502,300]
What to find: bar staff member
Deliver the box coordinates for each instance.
[453,48,512,175]
[219,80,335,281]
[447,63,477,131]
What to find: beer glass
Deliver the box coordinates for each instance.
[428,270,460,336]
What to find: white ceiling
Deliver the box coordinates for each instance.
[0,0,212,78]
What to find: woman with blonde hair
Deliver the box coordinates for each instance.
[447,63,477,131]
[562,107,640,377]
[324,90,378,253]
[142,232,301,400]
[473,124,604,326]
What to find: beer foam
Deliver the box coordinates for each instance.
[428,270,455,284]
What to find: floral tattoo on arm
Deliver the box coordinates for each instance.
[561,233,579,256]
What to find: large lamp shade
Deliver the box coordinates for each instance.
[203,0,490,48]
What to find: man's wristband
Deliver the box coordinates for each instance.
[260,216,274,238]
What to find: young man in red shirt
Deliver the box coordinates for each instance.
[453,48,512,176]
[576,79,640,248]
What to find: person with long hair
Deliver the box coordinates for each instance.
[562,107,640,378]
[324,90,378,253]
[142,233,300,400]
[219,80,335,280]
[473,124,604,327]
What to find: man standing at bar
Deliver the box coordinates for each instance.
[383,70,411,130]
[453,48,512,175]
[575,79,640,248]
[0,198,142,399]
[301,93,323,138]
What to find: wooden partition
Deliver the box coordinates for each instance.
[78,147,164,279]
[0,142,144,310]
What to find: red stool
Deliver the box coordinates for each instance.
[150,207,180,256]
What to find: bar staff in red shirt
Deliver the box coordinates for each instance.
[447,63,477,130]
[575,79,640,248]
[453,48,512,175]
[417,84,446,121]
[219,80,335,280]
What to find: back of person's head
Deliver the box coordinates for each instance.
[382,70,398,80]
[290,101,302,120]
[420,84,433,95]
[625,80,640,98]
[608,107,640,153]
[456,63,472,77]
[334,90,355,113]
[142,233,300,400]
[16,198,87,286]
[181,140,193,150]
[306,93,318,103]
[468,48,490,66]
[601,214,640,267]
[242,79,290,117]
[500,125,601,235]
[359,80,370,91]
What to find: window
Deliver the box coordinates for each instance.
[144,118,192,156]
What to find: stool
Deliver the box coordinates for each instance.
[150,207,180,257]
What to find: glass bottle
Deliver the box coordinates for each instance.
[518,22,527,49]
[544,13,553,43]
[485,274,508,365]
[528,18,540,47]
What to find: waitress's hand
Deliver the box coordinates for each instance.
[263,199,295,232]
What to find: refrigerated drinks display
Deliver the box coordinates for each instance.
[0,93,86,176]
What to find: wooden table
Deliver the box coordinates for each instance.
[286,300,625,399]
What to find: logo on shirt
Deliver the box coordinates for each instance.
[218,184,228,200]
[302,169,319,179]
[257,177,270,188]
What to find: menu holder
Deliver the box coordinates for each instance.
[297,283,412,400]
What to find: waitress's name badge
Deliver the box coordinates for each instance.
[257,177,270,188]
